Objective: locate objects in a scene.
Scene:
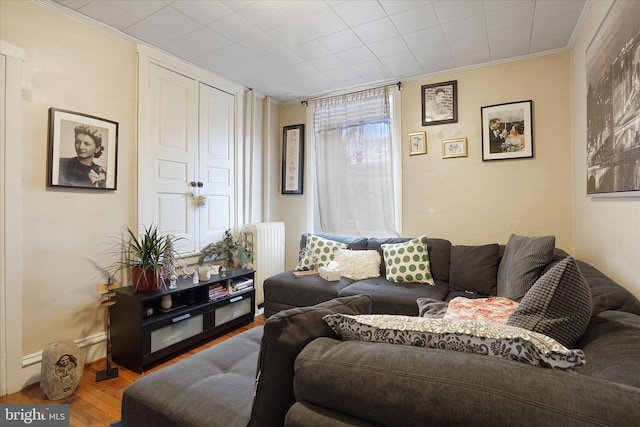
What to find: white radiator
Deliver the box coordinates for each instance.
[244,222,285,306]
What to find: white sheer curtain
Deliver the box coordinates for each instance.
[313,87,400,237]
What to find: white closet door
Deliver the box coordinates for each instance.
[146,63,198,253]
[198,83,236,248]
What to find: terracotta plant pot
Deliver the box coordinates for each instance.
[131,267,159,292]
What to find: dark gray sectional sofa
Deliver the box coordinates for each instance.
[121,233,640,426]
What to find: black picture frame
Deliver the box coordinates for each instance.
[47,108,118,190]
[421,80,457,126]
[481,100,534,161]
[281,124,304,194]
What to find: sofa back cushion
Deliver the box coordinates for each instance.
[299,233,368,253]
[248,294,372,427]
[449,244,499,295]
[497,234,556,301]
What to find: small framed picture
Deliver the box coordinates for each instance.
[421,80,457,126]
[442,138,468,158]
[481,100,533,161]
[47,108,118,190]
[282,124,304,194]
[409,131,427,156]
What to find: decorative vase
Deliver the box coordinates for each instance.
[131,267,159,292]
[161,295,172,310]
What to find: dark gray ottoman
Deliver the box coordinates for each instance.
[121,326,263,427]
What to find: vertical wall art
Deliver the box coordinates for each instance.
[48,108,118,190]
[586,0,640,196]
[421,80,457,126]
[481,100,533,161]
[282,124,304,194]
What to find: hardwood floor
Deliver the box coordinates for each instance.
[0,315,265,427]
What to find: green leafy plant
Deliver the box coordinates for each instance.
[198,229,253,268]
[108,224,183,291]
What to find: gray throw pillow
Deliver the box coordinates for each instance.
[449,244,499,295]
[507,257,592,348]
[497,234,556,301]
[248,294,372,427]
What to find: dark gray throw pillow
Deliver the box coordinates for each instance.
[497,234,556,301]
[449,244,499,295]
[248,294,372,427]
[507,257,592,348]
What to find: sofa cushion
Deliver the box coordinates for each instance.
[299,233,368,252]
[333,249,381,281]
[449,244,499,295]
[508,257,592,348]
[445,296,519,324]
[249,294,372,427]
[576,310,640,388]
[296,233,348,271]
[497,234,556,301]
[339,276,449,315]
[324,314,584,370]
[381,236,435,285]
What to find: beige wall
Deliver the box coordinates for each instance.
[401,54,573,249]
[571,0,640,298]
[279,53,574,266]
[1,0,137,363]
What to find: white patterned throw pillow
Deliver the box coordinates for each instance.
[333,249,381,281]
[381,236,435,285]
[323,313,585,370]
[296,233,348,271]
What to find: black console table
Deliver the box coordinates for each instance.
[110,268,255,373]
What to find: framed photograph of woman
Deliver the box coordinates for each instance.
[421,80,457,126]
[481,100,533,161]
[47,108,118,190]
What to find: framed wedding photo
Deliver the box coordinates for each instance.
[281,124,304,194]
[421,80,457,126]
[409,131,427,155]
[442,138,468,159]
[481,100,533,161]
[47,108,118,190]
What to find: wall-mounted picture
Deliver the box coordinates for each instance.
[282,124,304,194]
[442,138,468,159]
[409,131,427,155]
[48,108,118,190]
[421,80,457,126]
[481,100,533,161]
[586,0,640,196]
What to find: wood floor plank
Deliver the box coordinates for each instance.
[0,316,264,427]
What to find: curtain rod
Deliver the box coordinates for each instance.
[301,81,402,106]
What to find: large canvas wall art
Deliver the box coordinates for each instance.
[586,0,640,196]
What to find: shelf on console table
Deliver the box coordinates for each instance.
[110,268,255,373]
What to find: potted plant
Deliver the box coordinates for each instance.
[109,224,183,292]
[198,229,253,269]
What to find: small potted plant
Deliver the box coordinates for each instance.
[198,229,253,270]
[109,224,183,292]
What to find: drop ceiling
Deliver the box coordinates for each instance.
[46,0,588,102]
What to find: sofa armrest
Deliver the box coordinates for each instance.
[293,338,640,427]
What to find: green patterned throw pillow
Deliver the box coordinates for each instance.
[381,236,435,285]
[296,233,348,271]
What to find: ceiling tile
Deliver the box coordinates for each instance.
[485,1,534,32]
[379,0,432,16]
[488,25,532,60]
[483,0,532,13]
[402,26,447,50]
[335,45,378,65]
[432,0,485,23]
[235,1,291,31]
[319,29,364,53]
[390,4,439,35]
[378,51,423,76]
[161,37,208,61]
[441,14,487,42]
[182,26,233,51]
[171,1,233,26]
[272,0,330,20]
[296,8,349,40]
[288,40,332,61]
[237,33,284,56]
[207,12,261,42]
[146,6,203,36]
[367,36,411,59]
[448,36,490,66]
[413,43,456,72]
[308,54,347,72]
[124,19,177,46]
[352,17,400,44]
[331,0,388,27]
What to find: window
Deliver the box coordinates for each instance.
[311,86,402,236]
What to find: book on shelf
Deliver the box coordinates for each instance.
[231,278,253,292]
